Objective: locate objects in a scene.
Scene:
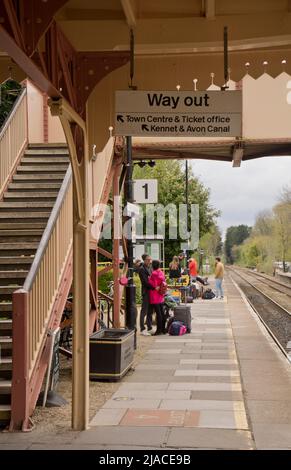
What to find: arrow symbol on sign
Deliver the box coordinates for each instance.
[142,124,149,132]
[117,114,124,123]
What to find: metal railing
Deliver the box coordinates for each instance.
[23,166,73,375]
[0,88,27,195]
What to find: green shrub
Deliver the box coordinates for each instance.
[133,274,142,304]
[97,269,113,294]
[0,79,22,129]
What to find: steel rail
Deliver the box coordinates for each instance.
[235,266,291,298]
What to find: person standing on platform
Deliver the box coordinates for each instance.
[214,257,225,299]
[189,256,198,283]
[138,254,154,336]
[148,260,167,335]
[169,256,182,279]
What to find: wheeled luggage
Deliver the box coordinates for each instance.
[173,305,192,332]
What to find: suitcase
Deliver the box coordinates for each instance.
[173,305,192,332]
[189,284,197,299]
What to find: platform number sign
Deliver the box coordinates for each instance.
[133,179,158,204]
[142,182,149,200]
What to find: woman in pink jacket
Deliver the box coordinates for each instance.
[148,260,166,335]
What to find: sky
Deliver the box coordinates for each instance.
[190,156,291,238]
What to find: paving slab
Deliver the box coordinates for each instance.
[190,390,244,401]
[102,398,161,410]
[90,409,127,426]
[73,426,168,447]
[119,382,169,390]
[111,390,191,400]
[159,399,245,411]
[120,410,187,427]
[168,382,242,391]
[246,400,291,424]
[195,410,249,430]
[252,423,291,450]
[174,370,240,377]
[166,428,254,449]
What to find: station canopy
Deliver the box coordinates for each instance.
[131,73,291,165]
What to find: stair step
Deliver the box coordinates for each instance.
[0,243,37,257]
[0,257,33,266]
[0,243,38,250]
[0,339,12,357]
[0,271,28,286]
[13,174,65,181]
[0,404,11,421]
[0,320,12,334]
[4,192,58,200]
[0,222,46,230]
[0,338,12,346]
[17,165,68,173]
[0,286,20,295]
[0,271,28,278]
[29,143,68,147]
[0,230,43,236]
[21,157,69,164]
[9,183,62,191]
[0,201,54,211]
[0,379,12,390]
[0,380,12,392]
[0,211,50,219]
[0,358,12,371]
[0,235,41,243]
[0,303,12,313]
[25,148,69,155]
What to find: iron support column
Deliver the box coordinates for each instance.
[124,136,136,330]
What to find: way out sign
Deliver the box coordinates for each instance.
[133,179,158,204]
[115,90,242,137]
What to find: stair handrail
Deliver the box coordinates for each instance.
[11,160,73,430]
[0,87,28,197]
[23,164,72,291]
[0,86,26,137]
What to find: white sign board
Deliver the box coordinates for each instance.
[115,90,242,137]
[150,243,160,260]
[133,179,158,204]
[134,244,145,261]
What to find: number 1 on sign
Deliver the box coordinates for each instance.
[142,183,149,200]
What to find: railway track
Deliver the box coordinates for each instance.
[234,267,291,299]
[228,266,291,363]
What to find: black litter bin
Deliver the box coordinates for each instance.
[89,328,135,381]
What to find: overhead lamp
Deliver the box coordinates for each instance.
[138,161,146,168]
[176,84,181,91]
[263,60,268,72]
[148,160,156,167]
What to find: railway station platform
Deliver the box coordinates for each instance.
[1,273,291,450]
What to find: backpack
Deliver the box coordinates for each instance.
[168,320,187,336]
[202,288,216,300]
[159,281,168,296]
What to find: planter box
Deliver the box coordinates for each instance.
[89,328,135,381]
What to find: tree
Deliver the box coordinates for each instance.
[133,160,219,264]
[273,202,291,272]
[200,223,223,257]
[224,224,252,264]
[252,210,273,237]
